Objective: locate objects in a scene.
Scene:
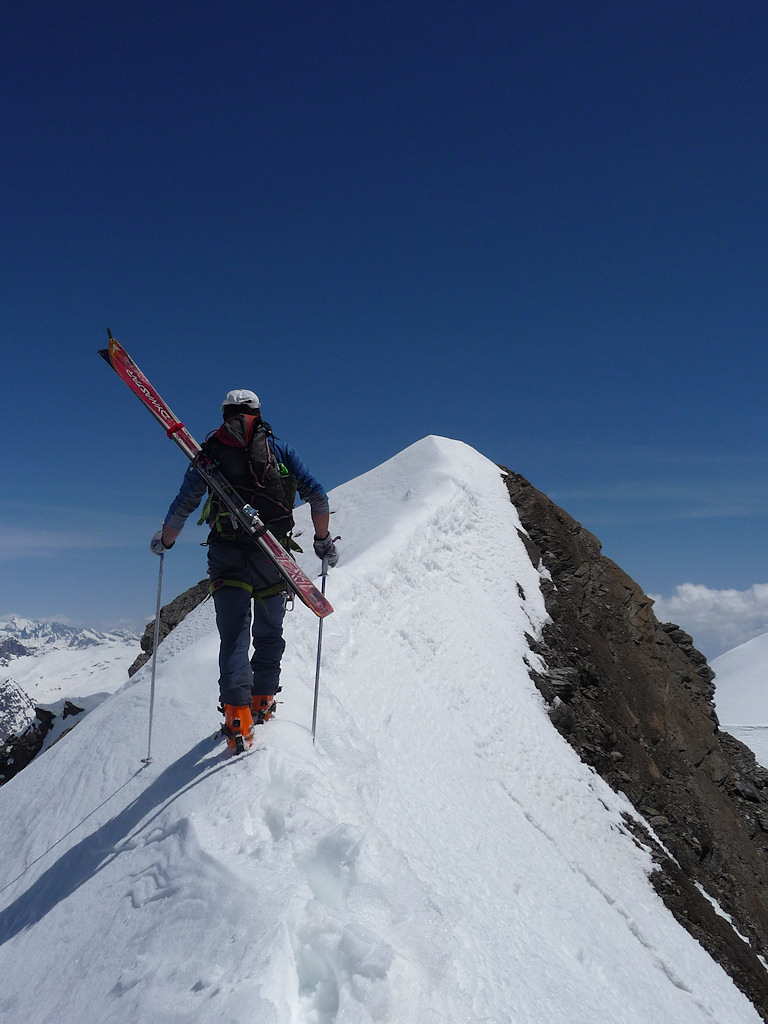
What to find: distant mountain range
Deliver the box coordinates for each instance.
[0,615,137,666]
[0,616,141,778]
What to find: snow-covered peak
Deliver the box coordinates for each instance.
[0,615,37,633]
[0,437,761,1023]
[0,616,140,720]
[0,676,37,743]
[713,632,768,729]
[0,615,137,663]
[712,633,768,771]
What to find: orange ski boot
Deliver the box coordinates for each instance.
[222,704,254,754]
[252,694,277,725]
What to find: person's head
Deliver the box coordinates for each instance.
[221,389,261,421]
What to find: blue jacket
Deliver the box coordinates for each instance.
[164,433,329,532]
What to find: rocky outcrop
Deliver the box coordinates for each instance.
[503,468,768,1022]
[0,677,37,743]
[1,702,85,785]
[0,638,31,666]
[0,586,208,783]
[128,579,210,676]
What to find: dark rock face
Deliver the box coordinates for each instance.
[503,468,768,1022]
[0,638,31,666]
[128,580,210,676]
[1,711,51,784]
[0,703,85,784]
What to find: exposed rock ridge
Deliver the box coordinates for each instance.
[1,702,86,784]
[502,468,768,1022]
[0,638,31,666]
[128,580,210,676]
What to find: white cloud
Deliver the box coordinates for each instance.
[651,582,768,660]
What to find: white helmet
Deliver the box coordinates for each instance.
[221,389,260,411]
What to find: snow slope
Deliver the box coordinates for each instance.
[0,615,139,710]
[0,626,139,750]
[2,641,138,704]
[713,633,768,770]
[0,437,761,1024]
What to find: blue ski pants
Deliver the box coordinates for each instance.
[208,542,287,707]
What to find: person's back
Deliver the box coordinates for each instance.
[151,388,338,753]
[200,413,296,541]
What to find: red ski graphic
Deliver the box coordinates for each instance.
[99,332,333,619]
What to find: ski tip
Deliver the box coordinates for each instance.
[106,327,113,339]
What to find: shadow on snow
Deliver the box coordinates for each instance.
[0,737,233,946]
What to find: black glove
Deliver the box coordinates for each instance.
[313,533,339,568]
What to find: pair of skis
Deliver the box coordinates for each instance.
[99,331,333,619]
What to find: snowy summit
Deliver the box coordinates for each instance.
[713,634,768,773]
[0,437,760,1023]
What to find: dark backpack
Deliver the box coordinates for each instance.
[199,418,297,540]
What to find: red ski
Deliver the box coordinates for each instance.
[99,331,334,619]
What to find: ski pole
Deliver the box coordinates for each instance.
[142,551,165,765]
[311,557,329,745]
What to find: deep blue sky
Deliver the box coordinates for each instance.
[2,1,767,655]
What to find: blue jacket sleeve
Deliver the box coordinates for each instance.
[163,464,208,530]
[272,438,330,515]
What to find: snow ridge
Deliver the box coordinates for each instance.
[0,437,762,1023]
[713,633,768,771]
